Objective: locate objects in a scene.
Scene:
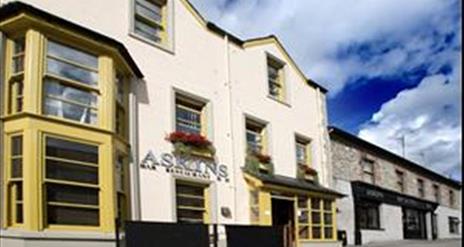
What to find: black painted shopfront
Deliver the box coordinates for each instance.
[351,181,438,245]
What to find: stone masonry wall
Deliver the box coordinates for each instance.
[331,137,461,209]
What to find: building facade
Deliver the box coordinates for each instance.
[0,1,343,247]
[329,127,462,245]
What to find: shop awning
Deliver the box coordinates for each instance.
[244,171,345,198]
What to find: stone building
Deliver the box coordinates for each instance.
[329,127,461,245]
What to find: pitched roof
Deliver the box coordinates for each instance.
[0,1,143,78]
[329,126,462,189]
[182,0,328,94]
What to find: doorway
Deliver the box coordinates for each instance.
[403,208,427,239]
[272,198,296,247]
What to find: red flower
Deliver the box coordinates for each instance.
[166,131,212,149]
[255,153,272,164]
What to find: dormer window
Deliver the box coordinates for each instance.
[267,55,286,101]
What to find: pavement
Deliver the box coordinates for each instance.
[348,239,462,247]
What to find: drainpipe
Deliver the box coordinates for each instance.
[129,78,141,220]
[0,31,4,239]
[224,35,238,223]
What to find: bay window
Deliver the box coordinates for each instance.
[43,40,99,125]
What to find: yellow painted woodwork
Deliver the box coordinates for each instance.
[1,13,132,233]
[258,190,272,226]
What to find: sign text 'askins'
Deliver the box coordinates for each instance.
[140,151,229,182]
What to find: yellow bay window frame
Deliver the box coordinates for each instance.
[1,10,137,232]
[175,180,210,224]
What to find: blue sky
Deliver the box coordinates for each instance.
[190,0,462,181]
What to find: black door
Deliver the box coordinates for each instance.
[432,213,438,240]
[403,208,427,239]
[272,198,295,247]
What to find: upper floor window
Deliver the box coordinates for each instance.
[43,40,99,125]
[417,179,425,198]
[296,137,311,166]
[246,120,266,154]
[395,170,405,193]
[175,95,206,135]
[8,37,25,114]
[361,158,375,184]
[267,56,285,101]
[133,0,167,44]
[433,184,440,203]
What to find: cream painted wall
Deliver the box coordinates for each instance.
[2,0,331,226]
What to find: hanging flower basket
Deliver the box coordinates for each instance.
[166,131,216,158]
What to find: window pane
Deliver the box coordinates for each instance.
[324,200,332,211]
[12,136,22,156]
[177,209,203,223]
[298,197,308,208]
[14,38,25,54]
[46,137,98,164]
[44,98,97,125]
[47,57,98,86]
[46,183,98,206]
[312,212,321,224]
[311,198,321,210]
[176,196,204,208]
[324,227,333,239]
[16,204,23,223]
[135,1,162,23]
[12,56,24,73]
[47,206,99,226]
[298,210,309,223]
[324,213,333,225]
[312,227,321,239]
[47,41,98,69]
[16,183,23,201]
[44,79,97,107]
[176,184,204,197]
[299,226,309,239]
[134,19,162,42]
[11,158,22,178]
[46,159,98,184]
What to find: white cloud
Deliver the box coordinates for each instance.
[190,0,462,180]
[191,0,460,95]
[359,62,462,180]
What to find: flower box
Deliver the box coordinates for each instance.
[297,164,318,181]
[244,150,274,175]
[166,131,215,158]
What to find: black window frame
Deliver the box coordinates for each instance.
[356,201,381,230]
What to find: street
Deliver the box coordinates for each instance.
[350,239,462,247]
